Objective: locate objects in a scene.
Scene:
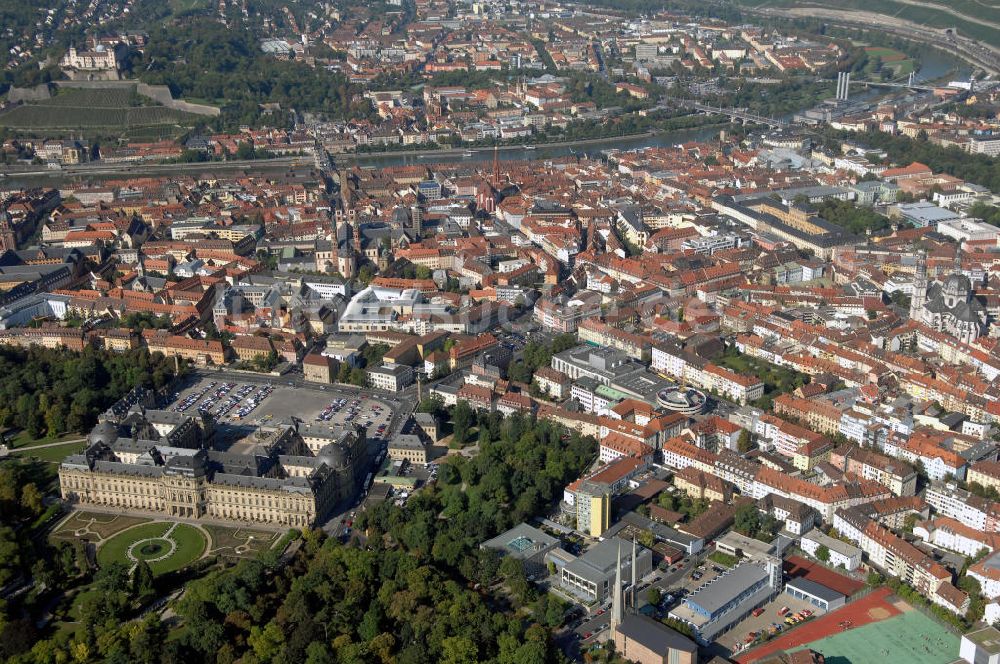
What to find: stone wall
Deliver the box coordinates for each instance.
[57,80,221,117]
[6,84,53,103]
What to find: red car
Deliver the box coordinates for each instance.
[752,608,765,617]
[584,632,592,639]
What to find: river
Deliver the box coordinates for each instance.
[347,125,725,169]
[0,48,970,186]
[347,48,968,169]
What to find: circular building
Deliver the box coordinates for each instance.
[656,386,707,415]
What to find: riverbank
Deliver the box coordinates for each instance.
[349,115,732,161]
[0,120,735,186]
[348,120,729,161]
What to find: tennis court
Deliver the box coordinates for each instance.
[789,610,958,664]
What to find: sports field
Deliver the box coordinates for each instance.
[740,587,958,664]
[789,610,958,664]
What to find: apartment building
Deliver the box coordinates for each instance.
[652,341,764,405]
[773,393,843,436]
[578,318,652,362]
[913,516,1000,558]
[969,460,1000,493]
[564,457,646,537]
[368,363,414,391]
[828,444,918,497]
[800,530,862,571]
[925,483,998,531]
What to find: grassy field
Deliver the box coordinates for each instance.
[0,105,195,130]
[33,87,137,108]
[708,551,740,568]
[203,525,282,558]
[864,46,916,77]
[6,430,83,449]
[97,522,207,575]
[13,440,87,463]
[51,511,151,541]
[169,0,213,13]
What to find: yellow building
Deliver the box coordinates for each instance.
[60,416,367,528]
[968,461,1000,493]
[673,466,733,503]
[570,480,611,537]
[387,434,429,464]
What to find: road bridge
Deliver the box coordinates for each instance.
[672,99,788,128]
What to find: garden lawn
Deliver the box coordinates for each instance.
[97,522,207,575]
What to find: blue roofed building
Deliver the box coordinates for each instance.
[668,556,782,644]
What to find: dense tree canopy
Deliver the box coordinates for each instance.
[507,334,578,385]
[137,23,373,129]
[0,345,179,439]
[812,198,892,234]
[0,460,89,660]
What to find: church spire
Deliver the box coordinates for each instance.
[910,248,927,322]
[630,536,637,609]
[611,540,623,633]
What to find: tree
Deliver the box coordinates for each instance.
[358,265,376,285]
[248,622,285,660]
[647,587,662,606]
[416,395,445,417]
[440,636,478,664]
[19,482,43,517]
[815,544,831,563]
[734,503,761,537]
[737,429,752,454]
[132,560,155,599]
[451,401,474,447]
[866,571,885,587]
[349,368,367,387]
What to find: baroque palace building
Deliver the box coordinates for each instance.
[59,388,368,527]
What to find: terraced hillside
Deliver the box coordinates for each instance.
[0,84,199,138]
[728,0,1000,52]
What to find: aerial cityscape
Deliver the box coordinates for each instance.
[1,0,1000,663]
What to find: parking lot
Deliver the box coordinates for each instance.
[312,395,393,440]
[680,558,726,593]
[168,375,395,452]
[715,591,825,655]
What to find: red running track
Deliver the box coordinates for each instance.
[737,587,902,663]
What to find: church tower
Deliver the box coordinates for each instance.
[910,249,927,322]
[610,541,623,634]
[629,536,638,610]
